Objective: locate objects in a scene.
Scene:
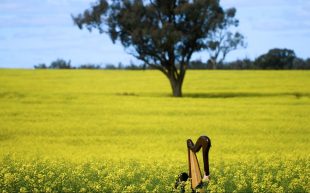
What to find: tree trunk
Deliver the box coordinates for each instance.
[169,77,183,97]
[160,62,186,97]
[212,62,217,70]
[207,59,217,69]
[210,58,217,69]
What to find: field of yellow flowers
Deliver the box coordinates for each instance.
[0,70,309,192]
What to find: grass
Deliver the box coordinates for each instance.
[0,69,309,192]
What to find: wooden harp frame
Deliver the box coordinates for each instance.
[187,136,211,189]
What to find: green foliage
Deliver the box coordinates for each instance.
[78,64,102,69]
[255,48,296,69]
[189,48,310,69]
[0,70,309,192]
[34,59,72,69]
[49,59,72,69]
[34,63,47,69]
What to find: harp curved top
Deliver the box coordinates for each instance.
[187,135,211,189]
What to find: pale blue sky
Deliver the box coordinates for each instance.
[0,0,309,68]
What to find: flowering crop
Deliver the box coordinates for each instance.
[0,70,309,192]
[0,156,308,192]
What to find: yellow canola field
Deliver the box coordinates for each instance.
[0,70,309,192]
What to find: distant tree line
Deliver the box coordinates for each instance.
[189,48,310,69]
[34,59,145,70]
[34,59,101,69]
[34,59,73,69]
[35,48,310,70]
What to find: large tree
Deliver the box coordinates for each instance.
[73,0,239,97]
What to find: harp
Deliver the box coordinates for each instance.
[187,136,211,189]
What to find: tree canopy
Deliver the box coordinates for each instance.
[73,0,241,97]
[255,48,296,69]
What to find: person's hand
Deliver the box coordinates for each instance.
[202,174,210,182]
